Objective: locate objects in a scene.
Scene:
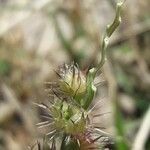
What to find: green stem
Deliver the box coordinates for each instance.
[96,1,124,73]
[83,1,124,110]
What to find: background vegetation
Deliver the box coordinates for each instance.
[0,0,149,149]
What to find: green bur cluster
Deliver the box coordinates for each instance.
[51,101,87,135]
[36,1,124,149]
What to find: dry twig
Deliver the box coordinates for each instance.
[132,106,150,150]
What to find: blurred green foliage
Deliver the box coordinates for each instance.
[0,59,11,76]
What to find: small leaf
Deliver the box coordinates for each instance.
[82,68,97,109]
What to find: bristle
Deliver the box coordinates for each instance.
[93,112,111,118]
